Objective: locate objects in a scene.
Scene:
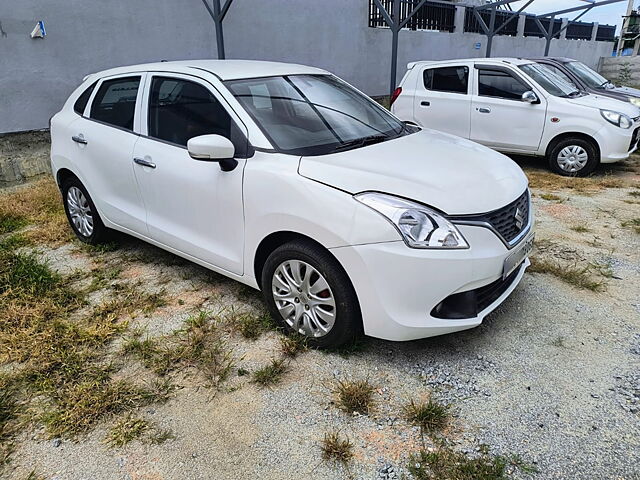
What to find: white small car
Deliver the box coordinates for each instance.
[50,60,533,348]
[391,58,640,176]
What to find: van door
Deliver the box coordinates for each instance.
[470,66,546,152]
[413,65,471,138]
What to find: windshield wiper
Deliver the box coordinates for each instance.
[330,134,389,153]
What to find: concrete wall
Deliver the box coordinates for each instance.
[1,0,614,134]
[599,56,640,86]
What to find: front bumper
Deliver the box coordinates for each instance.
[594,122,639,163]
[330,225,530,341]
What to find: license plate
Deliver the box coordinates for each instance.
[503,232,534,279]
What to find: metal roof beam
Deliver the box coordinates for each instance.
[537,0,624,18]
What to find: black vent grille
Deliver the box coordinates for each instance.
[454,190,530,245]
[630,127,639,151]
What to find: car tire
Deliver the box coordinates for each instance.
[61,177,109,244]
[547,137,599,177]
[261,239,361,349]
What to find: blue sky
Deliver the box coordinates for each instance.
[515,0,633,33]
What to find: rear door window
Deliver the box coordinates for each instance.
[423,66,468,94]
[74,81,98,115]
[90,76,141,130]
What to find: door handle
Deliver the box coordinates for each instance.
[420,101,430,106]
[477,107,491,114]
[71,134,87,144]
[133,157,156,169]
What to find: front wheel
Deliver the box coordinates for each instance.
[547,138,599,177]
[261,240,361,349]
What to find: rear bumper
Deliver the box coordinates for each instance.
[330,225,530,342]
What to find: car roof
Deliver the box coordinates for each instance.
[85,59,329,82]
[527,57,576,64]
[407,57,535,69]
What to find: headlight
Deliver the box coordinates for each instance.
[355,192,469,249]
[600,109,632,129]
[629,97,640,107]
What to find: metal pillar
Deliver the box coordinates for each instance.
[390,0,401,99]
[200,0,235,59]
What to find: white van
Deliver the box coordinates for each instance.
[391,58,640,176]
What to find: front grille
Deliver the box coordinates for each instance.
[630,127,640,151]
[431,263,523,319]
[452,190,530,245]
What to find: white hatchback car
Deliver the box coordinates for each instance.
[391,58,640,176]
[51,60,534,348]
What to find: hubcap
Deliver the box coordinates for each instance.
[66,186,94,237]
[271,260,336,338]
[557,145,588,173]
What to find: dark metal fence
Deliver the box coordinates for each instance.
[565,20,593,40]
[368,0,456,32]
[596,24,616,42]
[523,15,562,38]
[463,7,518,36]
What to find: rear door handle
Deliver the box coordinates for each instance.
[71,134,87,144]
[420,101,430,106]
[133,157,156,169]
[477,107,491,114]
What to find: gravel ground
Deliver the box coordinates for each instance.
[2,152,640,479]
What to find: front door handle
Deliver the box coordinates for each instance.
[477,107,491,114]
[420,101,430,106]
[71,134,87,144]
[133,157,156,169]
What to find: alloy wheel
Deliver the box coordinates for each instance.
[271,260,336,337]
[67,186,94,237]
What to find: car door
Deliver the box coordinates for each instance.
[132,73,247,275]
[68,74,147,233]
[470,65,547,152]
[413,65,471,138]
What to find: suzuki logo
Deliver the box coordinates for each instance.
[514,207,524,230]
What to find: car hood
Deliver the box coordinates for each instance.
[611,85,640,98]
[567,93,640,117]
[298,129,528,215]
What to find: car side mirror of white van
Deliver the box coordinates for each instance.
[521,91,539,104]
[187,134,237,171]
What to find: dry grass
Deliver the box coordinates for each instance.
[105,415,149,447]
[320,431,354,465]
[333,379,375,415]
[279,335,308,357]
[621,218,640,234]
[403,398,450,437]
[539,193,563,202]
[529,257,605,292]
[252,359,288,387]
[230,310,273,340]
[0,178,71,245]
[570,225,591,233]
[524,168,630,195]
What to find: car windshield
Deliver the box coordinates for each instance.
[225,74,409,156]
[564,61,611,89]
[520,63,580,97]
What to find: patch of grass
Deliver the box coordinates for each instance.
[529,257,604,292]
[539,193,563,202]
[105,415,149,447]
[0,178,71,245]
[621,218,640,234]
[333,379,375,415]
[570,225,590,233]
[320,431,354,465]
[403,398,450,437]
[123,312,235,388]
[81,241,120,254]
[148,427,175,444]
[628,190,640,198]
[232,311,273,340]
[93,282,167,322]
[0,213,27,234]
[253,359,288,387]
[279,335,308,357]
[407,446,535,480]
[525,168,627,195]
[41,378,172,437]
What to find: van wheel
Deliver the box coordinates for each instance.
[547,138,598,176]
[261,240,361,349]
[61,178,109,244]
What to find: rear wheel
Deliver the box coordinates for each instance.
[261,240,361,349]
[547,137,599,177]
[61,178,109,244]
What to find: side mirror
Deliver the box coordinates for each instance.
[187,134,237,171]
[521,91,539,104]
